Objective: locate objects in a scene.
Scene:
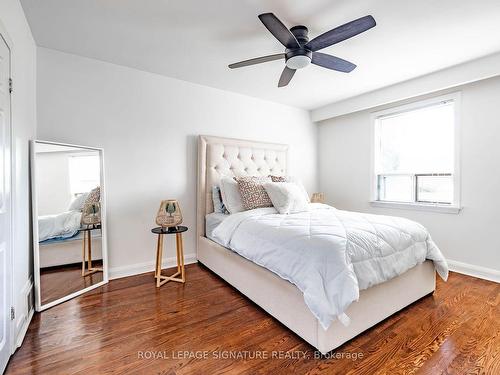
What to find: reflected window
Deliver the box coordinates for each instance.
[68,154,100,196]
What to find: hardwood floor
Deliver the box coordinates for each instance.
[6,264,499,375]
[40,261,103,305]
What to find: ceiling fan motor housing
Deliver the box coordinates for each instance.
[290,25,309,44]
[286,25,311,69]
[285,49,312,69]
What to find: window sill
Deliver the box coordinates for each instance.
[369,200,461,214]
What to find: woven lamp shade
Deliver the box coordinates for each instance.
[156,199,183,229]
[311,193,325,204]
[81,202,101,226]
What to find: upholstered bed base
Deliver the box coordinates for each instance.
[196,135,436,354]
[198,236,435,354]
[39,236,102,268]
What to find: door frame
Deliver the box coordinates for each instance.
[0,19,16,361]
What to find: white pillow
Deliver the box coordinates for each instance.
[219,177,244,214]
[269,175,310,202]
[68,192,89,211]
[263,182,309,214]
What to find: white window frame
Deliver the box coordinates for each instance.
[370,92,461,214]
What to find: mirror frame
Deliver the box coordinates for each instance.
[30,140,109,311]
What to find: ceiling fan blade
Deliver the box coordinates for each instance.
[258,13,300,49]
[306,15,376,52]
[278,66,296,87]
[228,53,285,69]
[311,52,356,73]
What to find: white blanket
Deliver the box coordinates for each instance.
[212,203,448,330]
[38,210,82,242]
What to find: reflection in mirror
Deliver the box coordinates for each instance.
[33,141,106,308]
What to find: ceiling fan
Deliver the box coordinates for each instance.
[228,13,376,87]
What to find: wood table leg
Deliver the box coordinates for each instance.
[87,230,92,270]
[175,233,182,273]
[82,229,104,277]
[177,233,185,282]
[82,231,86,276]
[155,234,161,280]
[156,234,164,287]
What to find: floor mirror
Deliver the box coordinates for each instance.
[31,140,108,311]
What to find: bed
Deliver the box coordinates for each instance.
[39,231,102,268]
[38,210,102,268]
[196,135,447,354]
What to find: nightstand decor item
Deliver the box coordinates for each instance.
[311,192,325,204]
[156,199,183,230]
[81,202,101,226]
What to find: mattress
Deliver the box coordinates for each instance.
[205,212,228,241]
[39,230,102,245]
[38,210,82,242]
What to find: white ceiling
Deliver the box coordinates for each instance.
[21,0,500,109]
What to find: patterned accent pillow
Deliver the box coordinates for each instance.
[236,176,272,210]
[269,175,287,182]
[84,186,100,205]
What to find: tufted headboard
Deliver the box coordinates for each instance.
[197,135,288,239]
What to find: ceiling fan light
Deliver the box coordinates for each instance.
[286,55,311,70]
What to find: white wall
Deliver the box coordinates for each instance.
[36,47,317,278]
[318,76,500,279]
[0,0,37,347]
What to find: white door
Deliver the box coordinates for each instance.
[0,34,12,374]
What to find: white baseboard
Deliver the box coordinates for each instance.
[107,256,498,286]
[447,259,500,283]
[109,254,197,280]
[14,277,34,349]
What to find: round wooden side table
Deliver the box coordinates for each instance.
[151,226,188,287]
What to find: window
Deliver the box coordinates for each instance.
[68,153,100,196]
[372,94,460,212]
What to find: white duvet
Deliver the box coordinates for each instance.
[38,210,82,242]
[212,203,448,330]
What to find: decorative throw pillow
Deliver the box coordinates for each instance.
[68,192,90,211]
[219,177,245,214]
[84,186,100,205]
[263,182,310,214]
[269,175,287,182]
[268,175,310,202]
[212,186,229,214]
[236,176,272,210]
